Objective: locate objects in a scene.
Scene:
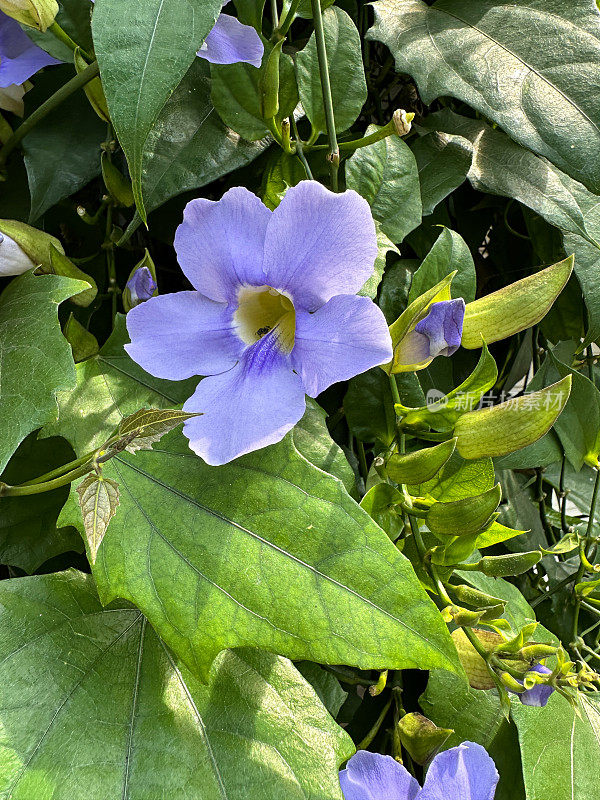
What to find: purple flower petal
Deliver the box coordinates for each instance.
[419,742,499,800]
[518,664,554,707]
[0,11,61,89]
[263,181,378,312]
[292,294,392,397]
[339,751,420,800]
[197,11,264,67]
[125,291,243,380]
[126,266,157,306]
[174,187,271,303]
[182,332,305,464]
[414,299,465,358]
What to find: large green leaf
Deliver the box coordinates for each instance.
[419,110,600,342]
[122,59,269,241]
[512,692,600,800]
[369,0,600,193]
[66,429,461,680]
[42,315,197,455]
[0,570,354,799]
[23,69,105,222]
[91,0,223,220]
[346,125,422,243]
[0,434,82,572]
[296,7,367,134]
[0,272,86,474]
[49,323,461,680]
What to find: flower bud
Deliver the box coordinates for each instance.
[520,643,558,660]
[394,299,465,370]
[392,109,414,137]
[0,0,58,31]
[0,219,62,276]
[518,664,554,707]
[124,267,157,309]
[499,672,526,693]
[0,231,35,277]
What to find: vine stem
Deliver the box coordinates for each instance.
[0,61,100,168]
[48,21,93,62]
[309,0,339,190]
[572,468,600,647]
[0,463,92,497]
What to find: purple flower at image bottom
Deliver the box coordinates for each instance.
[0,11,61,89]
[126,266,157,307]
[340,741,499,800]
[125,181,392,466]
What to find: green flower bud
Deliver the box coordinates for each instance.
[0,0,58,31]
[520,644,558,660]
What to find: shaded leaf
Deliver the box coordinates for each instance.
[409,226,476,304]
[0,272,86,474]
[0,570,354,799]
[369,0,600,193]
[411,130,472,215]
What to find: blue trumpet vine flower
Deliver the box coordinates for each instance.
[513,663,554,707]
[0,10,60,111]
[125,266,157,307]
[340,741,499,800]
[126,181,392,465]
[90,0,263,68]
[197,1,264,67]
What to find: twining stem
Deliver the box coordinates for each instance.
[357,695,393,750]
[311,116,402,152]
[291,114,314,179]
[105,203,118,321]
[309,0,339,190]
[572,467,600,646]
[21,452,95,486]
[271,0,279,28]
[0,463,92,497]
[0,61,100,168]
[276,0,301,38]
[48,21,93,62]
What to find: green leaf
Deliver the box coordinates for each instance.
[118,408,202,453]
[359,483,404,540]
[454,377,572,460]
[368,0,600,193]
[76,472,120,565]
[421,671,525,800]
[42,315,197,455]
[292,399,356,494]
[0,434,82,573]
[23,68,105,221]
[71,430,462,680]
[387,439,457,485]
[91,0,224,220]
[358,222,399,300]
[296,6,367,134]
[397,712,453,766]
[411,130,472,216]
[512,692,600,800]
[0,570,354,799]
[409,451,495,502]
[475,521,527,550]
[419,110,600,343]
[295,661,348,718]
[530,349,600,470]
[123,59,269,240]
[409,227,476,304]
[346,125,422,243]
[426,483,502,537]
[211,44,298,141]
[461,257,574,349]
[345,368,424,447]
[0,272,87,474]
[397,344,498,432]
